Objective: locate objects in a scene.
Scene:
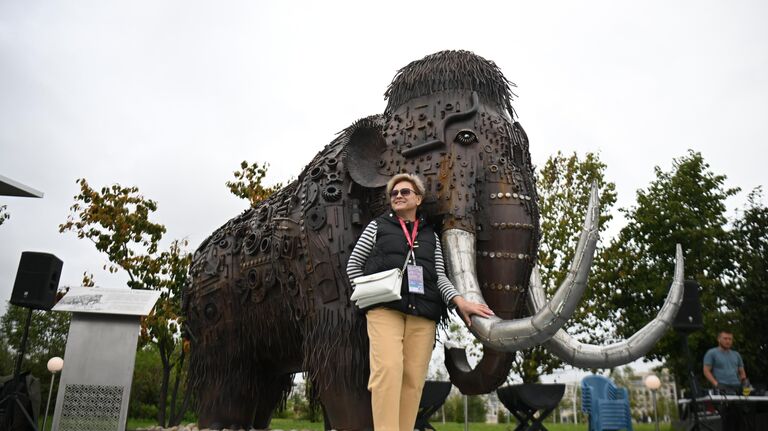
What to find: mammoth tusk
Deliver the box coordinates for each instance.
[442,183,601,351]
[528,244,685,368]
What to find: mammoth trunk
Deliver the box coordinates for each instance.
[441,186,538,393]
[445,347,515,395]
[442,184,602,394]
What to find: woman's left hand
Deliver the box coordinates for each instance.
[452,296,494,327]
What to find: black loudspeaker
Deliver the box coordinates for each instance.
[673,279,703,333]
[10,252,63,310]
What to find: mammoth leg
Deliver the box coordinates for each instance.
[305,308,373,430]
[252,372,294,429]
[196,372,258,429]
[318,383,373,430]
[190,308,261,428]
[196,367,292,429]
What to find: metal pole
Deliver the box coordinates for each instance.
[464,394,468,431]
[573,383,578,425]
[42,372,57,431]
[441,404,445,424]
[652,390,659,431]
[13,308,34,379]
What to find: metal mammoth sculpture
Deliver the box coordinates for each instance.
[183,50,684,430]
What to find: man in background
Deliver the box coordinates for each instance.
[703,329,748,394]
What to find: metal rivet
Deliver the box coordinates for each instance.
[490,194,496,199]
[489,252,496,258]
[518,254,526,260]
[505,192,511,198]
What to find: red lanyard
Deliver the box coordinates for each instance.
[398,217,419,250]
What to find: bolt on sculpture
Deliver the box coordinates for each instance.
[183,50,684,430]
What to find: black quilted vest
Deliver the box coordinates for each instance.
[363,211,444,322]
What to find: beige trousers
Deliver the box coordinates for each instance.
[366,308,437,431]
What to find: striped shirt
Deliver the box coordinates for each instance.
[346,220,460,307]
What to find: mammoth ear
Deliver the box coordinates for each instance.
[342,115,391,188]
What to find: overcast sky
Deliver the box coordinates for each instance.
[1,0,766,346]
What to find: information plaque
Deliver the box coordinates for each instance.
[53,286,161,316]
[51,287,160,431]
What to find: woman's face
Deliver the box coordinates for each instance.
[390,180,423,213]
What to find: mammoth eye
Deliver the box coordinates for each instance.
[455,129,478,146]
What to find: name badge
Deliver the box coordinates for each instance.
[407,265,424,294]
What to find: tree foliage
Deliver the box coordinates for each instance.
[59,178,192,426]
[0,332,14,376]
[725,187,768,384]
[59,179,167,286]
[442,393,487,422]
[609,366,639,412]
[226,160,283,207]
[0,303,71,408]
[592,150,739,386]
[513,151,617,383]
[139,238,193,427]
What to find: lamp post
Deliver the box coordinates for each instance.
[644,374,661,431]
[43,356,64,431]
[463,394,468,431]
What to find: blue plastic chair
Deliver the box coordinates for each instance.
[581,375,633,431]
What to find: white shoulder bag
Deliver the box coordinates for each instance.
[350,252,411,308]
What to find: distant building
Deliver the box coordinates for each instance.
[628,368,678,422]
[548,369,678,425]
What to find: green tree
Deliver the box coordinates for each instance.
[609,366,639,413]
[513,152,617,383]
[143,238,193,426]
[226,160,283,207]
[59,179,167,285]
[0,303,71,409]
[443,393,487,422]
[592,150,739,387]
[725,187,768,384]
[0,205,9,226]
[556,385,582,424]
[129,345,163,419]
[0,332,13,375]
[59,178,192,426]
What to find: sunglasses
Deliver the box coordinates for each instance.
[390,188,417,198]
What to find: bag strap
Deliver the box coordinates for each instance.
[400,251,412,272]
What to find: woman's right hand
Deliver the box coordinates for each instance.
[452,296,494,327]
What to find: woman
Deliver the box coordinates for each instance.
[346,173,493,431]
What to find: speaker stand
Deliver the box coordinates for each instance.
[0,307,39,431]
[680,333,715,431]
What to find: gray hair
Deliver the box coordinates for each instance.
[386,173,426,197]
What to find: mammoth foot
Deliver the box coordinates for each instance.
[196,373,293,430]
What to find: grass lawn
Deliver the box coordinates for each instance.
[41,417,667,430]
[270,420,672,431]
